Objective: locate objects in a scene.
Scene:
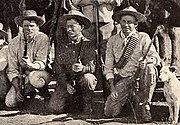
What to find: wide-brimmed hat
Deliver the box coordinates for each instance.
[61,10,91,29]
[0,23,7,37]
[14,10,45,27]
[112,6,146,23]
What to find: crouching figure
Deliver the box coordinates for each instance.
[5,10,51,108]
[103,6,161,122]
[48,10,97,115]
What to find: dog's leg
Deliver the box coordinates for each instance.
[168,104,174,123]
[173,102,179,124]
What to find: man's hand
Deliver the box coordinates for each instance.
[12,77,21,92]
[139,57,147,69]
[16,91,24,102]
[11,77,24,102]
[110,89,119,101]
[22,56,33,67]
[107,78,118,100]
[72,63,84,72]
[67,84,76,94]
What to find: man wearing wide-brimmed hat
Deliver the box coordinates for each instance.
[5,10,51,108]
[48,9,97,115]
[104,6,160,122]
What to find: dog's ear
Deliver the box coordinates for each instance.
[169,66,177,73]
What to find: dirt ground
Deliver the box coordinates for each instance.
[0,85,177,125]
[0,114,177,125]
[0,97,178,125]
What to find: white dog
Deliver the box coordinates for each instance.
[159,66,180,124]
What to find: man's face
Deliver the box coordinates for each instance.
[66,19,83,41]
[119,15,138,35]
[22,20,39,38]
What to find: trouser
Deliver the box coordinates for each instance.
[138,64,157,120]
[5,70,50,107]
[48,73,97,114]
[104,64,158,118]
[104,76,133,117]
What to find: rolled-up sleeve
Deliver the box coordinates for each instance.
[104,38,115,80]
[34,34,50,70]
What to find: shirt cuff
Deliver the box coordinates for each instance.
[8,74,19,82]
[106,73,114,80]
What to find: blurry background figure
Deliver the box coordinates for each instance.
[0,22,10,103]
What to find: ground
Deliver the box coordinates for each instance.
[0,81,178,125]
[0,92,178,125]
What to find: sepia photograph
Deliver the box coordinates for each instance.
[0,0,179,124]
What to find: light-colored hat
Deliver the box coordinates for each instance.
[61,10,91,29]
[14,10,44,27]
[0,23,7,37]
[112,6,146,23]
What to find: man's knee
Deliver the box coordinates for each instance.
[29,71,50,88]
[5,86,17,107]
[81,73,97,90]
[104,96,123,117]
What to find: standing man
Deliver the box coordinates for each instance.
[49,10,97,115]
[5,10,51,108]
[104,6,160,122]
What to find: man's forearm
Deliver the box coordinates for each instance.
[29,61,46,70]
[108,78,115,92]
[11,77,21,92]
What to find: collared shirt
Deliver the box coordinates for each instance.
[7,32,50,81]
[104,31,161,80]
[56,36,96,76]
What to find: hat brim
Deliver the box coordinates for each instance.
[112,10,146,23]
[0,30,7,37]
[14,16,44,27]
[60,15,91,29]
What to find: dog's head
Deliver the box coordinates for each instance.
[159,66,177,82]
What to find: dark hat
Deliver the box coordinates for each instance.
[14,10,45,27]
[112,6,146,23]
[61,10,91,29]
[0,23,7,37]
